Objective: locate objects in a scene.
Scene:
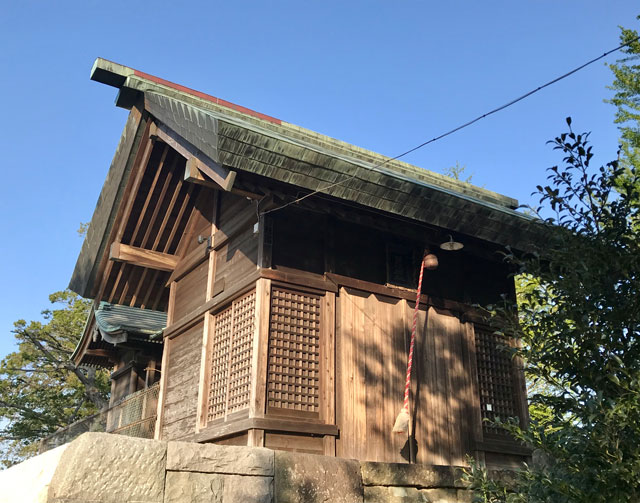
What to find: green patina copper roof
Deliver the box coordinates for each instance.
[94,302,166,342]
[69,58,544,299]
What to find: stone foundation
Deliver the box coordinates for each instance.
[0,433,472,502]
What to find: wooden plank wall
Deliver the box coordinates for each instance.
[336,287,407,462]
[213,193,258,296]
[413,305,478,466]
[173,260,208,320]
[336,286,480,464]
[162,322,204,441]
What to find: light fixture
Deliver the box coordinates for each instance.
[440,235,464,251]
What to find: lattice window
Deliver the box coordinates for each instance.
[227,291,256,413]
[206,291,255,422]
[267,287,321,415]
[475,327,519,435]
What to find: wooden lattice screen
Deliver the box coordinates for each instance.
[267,286,321,416]
[206,290,256,422]
[474,327,518,435]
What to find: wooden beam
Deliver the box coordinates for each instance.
[183,162,262,200]
[110,242,179,272]
[151,122,235,191]
[194,417,339,444]
[84,349,117,361]
[95,116,154,304]
[184,158,219,189]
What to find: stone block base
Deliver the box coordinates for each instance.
[0,433,473,502]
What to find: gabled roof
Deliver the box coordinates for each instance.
[70,58,539,299]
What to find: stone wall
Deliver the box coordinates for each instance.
[0,433,473,502]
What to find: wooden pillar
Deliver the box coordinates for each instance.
[128,363,139,395]
[247,429,265,448]
[196,191,219,432]
[249,278,271,423]
[154,281,175,440]
[321,290,336,456]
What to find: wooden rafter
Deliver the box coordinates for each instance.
[162,183,194,256]
[128,144,169,244]
[116,144,168,305]
[139,161,189,309]
[130,152,180,307]
[150,122,235,191]
[95,118,156,306]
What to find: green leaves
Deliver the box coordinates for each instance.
[469,111,640,501]
[0,291,110,467]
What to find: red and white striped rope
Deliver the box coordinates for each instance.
[402,252,427,411]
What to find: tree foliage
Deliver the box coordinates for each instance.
[465,22,640,502]
[607,20,640,172]
[0,291,110,467]
[443,161,475,183]
[467,121,640,501]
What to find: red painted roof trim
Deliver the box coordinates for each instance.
[133,69,282,125]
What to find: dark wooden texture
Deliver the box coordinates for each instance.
[195,416,339,443]
[213,192,259,297]
[213,433,249,446]
[271,208,514,307]
[142,92,543,254]
[474,326,520,436]
[162,322,203,441]
[266,286,322,416]
[98,144,201,311]
[335,287,487,465]
[166,241,209,285]
[70,104,146,298]
[264,432,324,455]
[173,260,208,321]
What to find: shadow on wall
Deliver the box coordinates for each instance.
[337,287,477,466]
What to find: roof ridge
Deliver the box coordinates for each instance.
[91,58,518,209]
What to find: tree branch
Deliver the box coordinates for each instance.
[19,329,108,410]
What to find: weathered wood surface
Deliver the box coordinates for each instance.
[141,92,543,253]
[162,322,203,441]
[109,242,178,271]
[149,119,236,191]
[214,433,249,446]
[195,417,339,444]
[69,104,145,298]
[336,287,407,463]
[166,241,209,285]
[213,193,259,298]
[413,306,479,465]
[173,260,208,321]
[335,287,481,465]
[264,432,324,455]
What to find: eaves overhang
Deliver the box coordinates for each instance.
[70,58,542,300]
[72,302,166,368]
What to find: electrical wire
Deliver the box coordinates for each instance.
[261,35,640,216]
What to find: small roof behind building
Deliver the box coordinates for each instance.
[94,302,166,344]
[72,303,166,367]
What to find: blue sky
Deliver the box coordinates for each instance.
[0,1,637,359]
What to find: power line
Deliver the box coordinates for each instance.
[262,35,640,216]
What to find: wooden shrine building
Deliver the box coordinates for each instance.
[70,58,536,469]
